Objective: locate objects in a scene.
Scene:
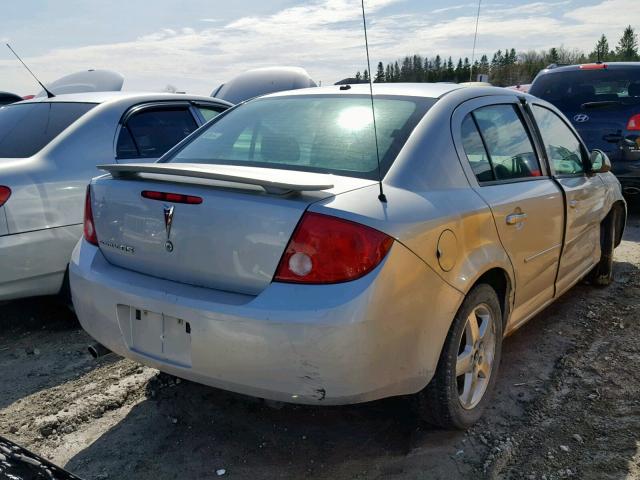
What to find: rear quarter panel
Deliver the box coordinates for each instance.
[312,90,516,333]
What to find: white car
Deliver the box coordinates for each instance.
[0,92,231,301]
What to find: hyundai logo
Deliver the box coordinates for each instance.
[574,114,590,123]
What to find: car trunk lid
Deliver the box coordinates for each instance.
[91,164,374,295]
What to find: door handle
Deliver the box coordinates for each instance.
[569,199,578,208]
[506,212,528,225]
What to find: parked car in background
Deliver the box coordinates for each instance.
[530,62,640,197]
[71,83,625,429]
[35,69,124,97]
[212,67,316,104]
[0,92,230,301]
[0,91,22,106]
[506,83,531,93]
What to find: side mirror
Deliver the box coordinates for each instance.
[589,149,612,173]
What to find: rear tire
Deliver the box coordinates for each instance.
[589,209,617,286]
[416,284,503,430]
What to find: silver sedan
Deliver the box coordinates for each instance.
[70,83,625,429]
[0,92,230,301]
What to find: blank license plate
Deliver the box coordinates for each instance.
[117,305,192,367]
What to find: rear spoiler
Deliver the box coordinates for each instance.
[97,163,335,195]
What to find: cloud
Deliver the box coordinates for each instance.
[0,0,638,95]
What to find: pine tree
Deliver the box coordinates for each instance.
[491,50,503,70]
[479,55,489,75]
[455,58,463,82]
[463,57,471,82]
[433,55,442,81]
[446,57,454,81]
[385,64,394,82]
[413,54,424,82]
[393,61,400,82]
[616,25,639,61]
[375,62,385,82]
[592,34,610,62]
[400,56,412,81]
[424,58,432,82]
[547,48,560,64]
[363,69,370,82]
[355,71,362,82]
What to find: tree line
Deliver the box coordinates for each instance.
[351,26,639,86]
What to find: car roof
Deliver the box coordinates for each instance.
[539,62,640,75]
[14,91,232,106]
[261,82,469,100]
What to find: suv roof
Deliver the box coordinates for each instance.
[539,61,640,75]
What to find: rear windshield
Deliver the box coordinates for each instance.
[168,95,434,179]
[0,102,96,158]
[530,68,640,111]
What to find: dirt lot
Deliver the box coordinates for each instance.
[1,211,638,480]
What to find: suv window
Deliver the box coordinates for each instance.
[532,105,585,175]
[116,107,198,159]
[0,102,96,158]
[471,104,542,181]
[530,68,640,111]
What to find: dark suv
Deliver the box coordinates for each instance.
[530,62,640,196]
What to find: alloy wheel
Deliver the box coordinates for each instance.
[456,304,496,410]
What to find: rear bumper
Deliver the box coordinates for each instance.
[70,239,463,405]
[0,225,81,301]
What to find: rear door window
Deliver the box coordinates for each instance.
[0,102,96,158]
[532,105,585,175]
[116,107,198,159]
[461,114,494,182]
[471,105,542,181]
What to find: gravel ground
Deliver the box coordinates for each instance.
[0,211,638,480]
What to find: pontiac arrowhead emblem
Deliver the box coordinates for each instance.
[163,205,175,252]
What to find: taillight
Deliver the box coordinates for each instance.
[627,114,640,131]
[0,186,11,207]
[83,186,98,246]
[274,212,394,284]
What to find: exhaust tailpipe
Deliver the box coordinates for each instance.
[88,342,111,359]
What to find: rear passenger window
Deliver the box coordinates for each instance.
[473,105,542,180]
[531,106,585,175]
[461,115,494,182]
[116,107,198,159]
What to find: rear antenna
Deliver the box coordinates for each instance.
[360,0,386,203]
[6,43,55,98]
[469,0,482,82]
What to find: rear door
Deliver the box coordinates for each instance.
[455,98,565,326]
[529,104,606,294]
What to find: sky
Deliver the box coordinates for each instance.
[1,0,639,96]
